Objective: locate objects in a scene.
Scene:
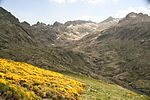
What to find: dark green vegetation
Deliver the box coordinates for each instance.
[0,6,150,99]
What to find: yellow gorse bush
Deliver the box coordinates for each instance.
[0,58,85,100]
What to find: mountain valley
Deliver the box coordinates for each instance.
[0,7,150,99]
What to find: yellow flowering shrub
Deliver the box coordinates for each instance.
[0,58,85,100]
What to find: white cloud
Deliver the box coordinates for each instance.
[115,7,150,18]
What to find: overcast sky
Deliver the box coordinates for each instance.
[0,0,150,25]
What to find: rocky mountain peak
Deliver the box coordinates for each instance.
[64,20,94,26]
[126,12,138,18]
[0,7,19,23]
[52,21,63,27]
[119,12,150,24]
[126,12,149,18]
[21,21,30,27]
[37,21,46,25]
[33,21,47,26]
[102,16,114,23]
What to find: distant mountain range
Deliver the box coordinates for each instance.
[0,7,150,97]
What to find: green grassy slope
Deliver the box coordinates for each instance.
[62,72,150,100]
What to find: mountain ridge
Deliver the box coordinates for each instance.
[0,7,150,97]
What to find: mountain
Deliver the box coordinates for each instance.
[0,7,35,45]
[96,16,120,31]
[69,12,150,96]
[0,7,150,98]
[0,7,37,61]
[0,7,102,81]
[101,16,118,23]
[64,20,94,26]
[119,12,150,24]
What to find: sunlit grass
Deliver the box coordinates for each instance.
[62,72,150,100]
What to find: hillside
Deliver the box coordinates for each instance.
[0,7,150,98]
[0,58,85,100]
[0,7,98,79]
[69,12,150,96]
[0,58,149,100]
[63,72,150,100]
